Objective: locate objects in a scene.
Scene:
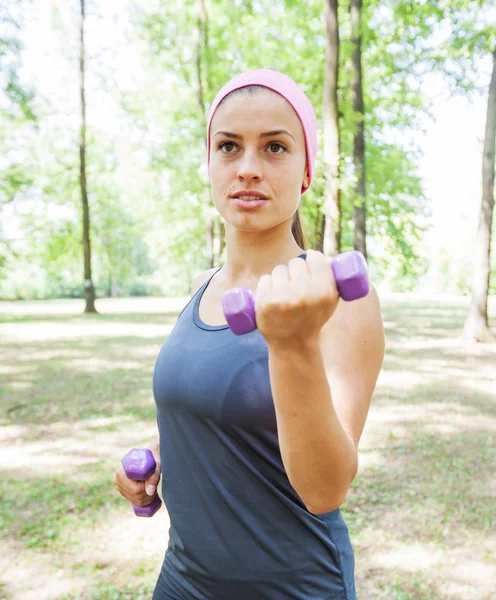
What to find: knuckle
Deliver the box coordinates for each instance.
[296,296,311,309]
[272,264,287,276]
[278,299,297,313]
[288,257,303,268]
[319,292,334,308]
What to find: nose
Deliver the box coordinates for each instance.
[237,147,263,182]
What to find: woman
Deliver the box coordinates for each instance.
[114,68,385,600]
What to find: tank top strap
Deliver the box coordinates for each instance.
[176,256,305,325]
[176,267,222,321]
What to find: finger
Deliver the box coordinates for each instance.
[255,273,272,299]
[145,462,161,496]
[270,264,290,290]
[115,477,143,500]
[306,249,336,297]
[113,466,129,492]
[255,274,272,318]
[287,257,311,294]
[114,465,145,502]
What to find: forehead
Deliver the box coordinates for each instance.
[210,88,304,139]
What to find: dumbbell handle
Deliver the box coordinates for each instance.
[121,447,162,518]
[222,250,369,336]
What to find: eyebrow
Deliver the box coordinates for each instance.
[213,129,296,142]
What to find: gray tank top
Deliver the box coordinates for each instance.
[152,253,357,600]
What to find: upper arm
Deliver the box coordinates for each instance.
[320,285,385,453]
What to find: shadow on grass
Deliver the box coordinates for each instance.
[346,425,494,539]
[1,463,126,552]
[1,296,495,599]
[381,297,496,340]
[375,378,496,415]
[356,564,457,600]
[59,584,156,600]
[0,334,170,428]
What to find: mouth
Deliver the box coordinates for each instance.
[231,196,268,209]
[233,196,267,201]
[230,191,269,201]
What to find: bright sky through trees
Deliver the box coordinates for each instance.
[8,0,491,292]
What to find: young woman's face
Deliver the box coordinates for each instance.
[209,89,309,233]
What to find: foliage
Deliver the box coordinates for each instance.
[0,0,38,274]
[0,0,493,297]
[131,0,433,289]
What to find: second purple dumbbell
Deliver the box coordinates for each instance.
[121,447,162,517]
[221,250,369,336]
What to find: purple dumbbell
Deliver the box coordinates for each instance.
[221,250,369,336]
[121,448,162,517]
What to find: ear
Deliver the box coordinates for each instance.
[302,167,309,189]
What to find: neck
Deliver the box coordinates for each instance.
[218,222,305,287]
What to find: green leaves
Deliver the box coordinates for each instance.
[1,0,493,296]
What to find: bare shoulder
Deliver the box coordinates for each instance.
[190,267,220,297]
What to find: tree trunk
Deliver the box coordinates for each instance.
[196,0,215,269]
[350,0,367,260]
[79,0,96,313]
[464,47,496,342]
[321,0,341,256]
[218,219,226,262]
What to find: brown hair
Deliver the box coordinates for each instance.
[291,210,307,250]
[216,85,308,251]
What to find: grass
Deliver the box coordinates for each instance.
[0,293,495,599]
[59,583,156,600]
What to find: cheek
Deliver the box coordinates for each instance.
[209,172,234,207]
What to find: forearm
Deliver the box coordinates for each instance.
[268,338,358,514]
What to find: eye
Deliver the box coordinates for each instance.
[217,141,287,154]
[218,141,237,153]
[268,142,286,154]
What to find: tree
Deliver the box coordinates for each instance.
[194,0,220,269]
[0,0,37,274]
[464,47,496,341]
[79,0,97,313]
[130,0,431,291]
[321,0,341,256]
[350,0,366,259]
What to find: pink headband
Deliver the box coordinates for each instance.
[206,69,317,194]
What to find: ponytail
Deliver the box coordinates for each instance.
[291,209,307,250]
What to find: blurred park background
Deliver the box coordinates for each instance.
[1,0,495,599]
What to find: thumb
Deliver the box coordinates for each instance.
[145,461,161,496]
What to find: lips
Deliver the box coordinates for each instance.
[230,190,269,200]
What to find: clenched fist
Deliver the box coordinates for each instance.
[113,443,161,508]
[255,249,338,348]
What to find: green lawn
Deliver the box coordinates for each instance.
[1,294,495,599]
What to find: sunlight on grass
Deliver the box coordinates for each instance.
[1,294,495,599]
[2,417,157,474]
[1,502,167,599]
[373,541,444,571]
[0,296,189,316]
[1,321,175,342]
